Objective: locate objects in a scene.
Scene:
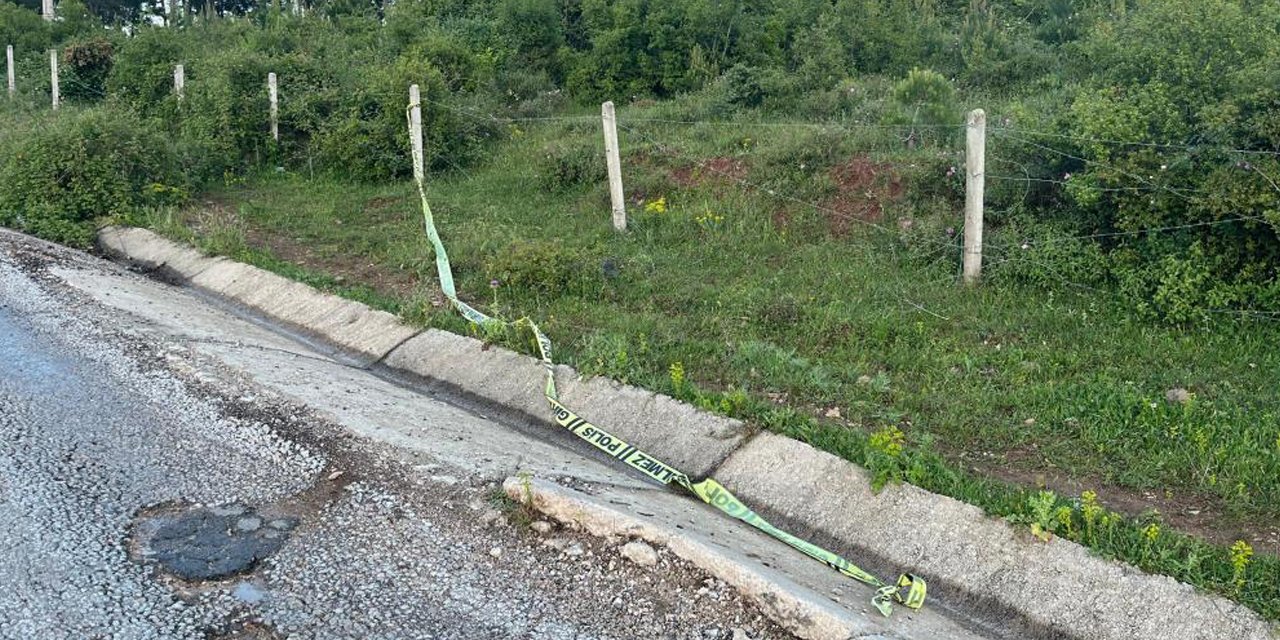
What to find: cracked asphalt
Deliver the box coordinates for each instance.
[0,231,796,640]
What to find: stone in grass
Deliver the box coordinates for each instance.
[1165,388,1192,405]
[620,540,658,567]
[530,521,553,535]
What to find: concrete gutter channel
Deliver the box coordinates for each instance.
[96,226,1277,640]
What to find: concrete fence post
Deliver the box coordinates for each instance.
[49,49,58,110]
[6,46,13,100]
[268,72,279,142]
[963,108,986,286]
[41,0,53,21]
[409,84,424,183]
[174,64,184,101]
[601,101,626,232]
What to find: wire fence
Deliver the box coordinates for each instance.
[5,51,1280,323]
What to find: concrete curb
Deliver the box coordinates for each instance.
[98,226,1280,640]
[98,226,414,363]
[384,330,747,477]
[714,433,1276,640]
[503,476,862,640]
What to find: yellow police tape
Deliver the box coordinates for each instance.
[406,101,925,617]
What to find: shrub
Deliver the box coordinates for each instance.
[988,222,1110,290]
[0,107,189,246]
[886,68,957,147]
[717,64,764,109]
[485,238,597,296]
[311,51,499,182]
[61,37,114,102]
[104,27,185,117]
[536,138,603,192]
[0,1,51,53]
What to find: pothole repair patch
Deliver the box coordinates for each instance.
[135,503,298,581]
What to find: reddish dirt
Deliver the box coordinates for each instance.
[670,157,748,188]
[820,156,905,237]
[770,208,792,235]
[254,230,419,299]
[961,446,1280,556]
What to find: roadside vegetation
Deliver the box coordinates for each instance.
[2,0,1280,619]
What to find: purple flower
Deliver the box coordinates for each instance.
[489,279,500,289]
[946,227,956,237]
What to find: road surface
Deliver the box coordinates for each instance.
[0,230,795,640]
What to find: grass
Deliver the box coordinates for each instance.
[134,108,1280,619]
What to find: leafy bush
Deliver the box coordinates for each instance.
[1036,0,1280,318]
[717,64,764,109]
[988,222,1110,290]
[887,68,957,146]
[0,1,50,53]
[536,138,603,192]
[485,238,597,296]
[61,37,114,102]
[104,27,185,117]
[0,107,189,246]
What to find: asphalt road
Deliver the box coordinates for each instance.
[0,231,796,640]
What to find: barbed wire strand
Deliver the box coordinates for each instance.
[993,129,1206,200]
[623,116,965,131]
[987,124,1280,157]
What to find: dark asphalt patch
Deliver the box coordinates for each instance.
[145,504,298,581]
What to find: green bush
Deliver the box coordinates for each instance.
[535,138,603,192]
[311,51,499,182]
[0,107,190,246]
[887,68,957,146]
[485,238,597,296]
[105,27,185,118]
[988,222,1110,290]
[61,37,115,102]
[1028,0,1280,318]
[0,1,50,53]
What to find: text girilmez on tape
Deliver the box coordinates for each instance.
[406,99,925,617]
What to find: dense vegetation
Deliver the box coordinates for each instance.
[4,0,1280,619]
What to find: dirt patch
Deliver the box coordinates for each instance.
[362,196,405,213]
[821,156,905,237]
[183,198,421,300]
[968,455,1280,557]
[179,196,421,300]
[670,156,749,188]
[252,231,417,298]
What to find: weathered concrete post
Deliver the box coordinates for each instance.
[268,72,279,141]
[963,109,986,286]
[409,84,424,183]
[6,46,14,100]
[49,49,58,110]
[601,101,626,232]
[174,64,185,101]
[41,0,53,21]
